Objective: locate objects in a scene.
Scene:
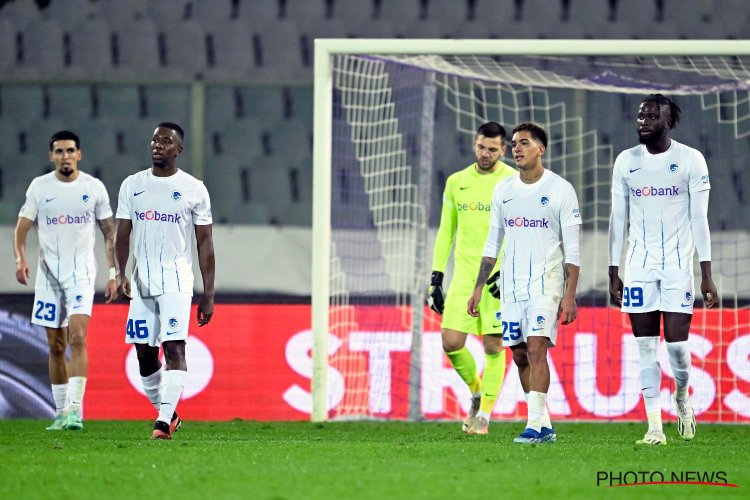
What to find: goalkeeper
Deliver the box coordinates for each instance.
[427,122,516,435]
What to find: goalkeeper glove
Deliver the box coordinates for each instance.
[486,270,500,299]
[427,271,445,315]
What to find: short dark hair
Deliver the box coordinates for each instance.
[157,122,185,140]
[641,94,681,130]
[49,130,80,151]
[476,122,507,139]
[512,122,548,148]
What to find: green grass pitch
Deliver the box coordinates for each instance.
[1,420,748,499]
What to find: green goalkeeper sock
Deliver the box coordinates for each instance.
[445,347,480,394]
[479,350,506,415]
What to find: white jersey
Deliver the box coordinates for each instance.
[19,171,112,290]
[612,140,710,271]
[116,168,212,297]
[489,169,581,303]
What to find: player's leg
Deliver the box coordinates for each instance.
[631,311,666,445]
[151,293,191,439]
[664,313,695,440]
[441,278,483,431]
[64,305,92,430]
[513,298,558,444]
[661,267,696,440]
[45,326,69,430]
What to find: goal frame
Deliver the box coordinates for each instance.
[311,39,750,422]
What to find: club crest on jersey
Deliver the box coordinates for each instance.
[82,194,90,203]
[669,163,679,173]
[75,294,83,303]
[540,196,550,206]
[536,315,546,327]
[169,317,179,329]
[172,191,182,201]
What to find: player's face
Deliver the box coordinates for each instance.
[473,134,506,172]
[511,131,544,170]
[637,101,670,145]
[151,127,182,168]
[49,140,81,178]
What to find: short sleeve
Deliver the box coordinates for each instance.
[688,149,710,193]
[611,152,628,197]
[559,182,582,228]
[489,180,506,229]
[192,182,212,225]
[94,179,113,220]
[115,177,131,219]
[18,179,39,221]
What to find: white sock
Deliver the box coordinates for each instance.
[526,391,547,433]
[526,391,551,429]
[51,383,68,414]
[157,370,187,424]
[141,367,163,412]
[477,410,491,420]
[666,340,691,401]
[68,376,86,413]
[636,336,662,432]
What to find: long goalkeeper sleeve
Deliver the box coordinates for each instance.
[431,191,457,273]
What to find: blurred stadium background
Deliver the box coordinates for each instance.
[1,0,749,422]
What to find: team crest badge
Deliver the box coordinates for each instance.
[536,315,546,326]
[669,163,679,173]
[684,291,692,302]
[169,317,179,329]
[495,311,502,321]
[82,194,90,203]
[540,196,549,206]
[172,191,182,201]
[75,295,83,303]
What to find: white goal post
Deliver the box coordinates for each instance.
[312,39,750,423]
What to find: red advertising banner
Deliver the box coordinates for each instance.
[84,304,750,422]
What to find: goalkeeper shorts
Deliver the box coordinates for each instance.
[441,275,502,336]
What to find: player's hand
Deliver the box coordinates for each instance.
[701,276,718,309]
[15,260,30,285]
[104,278,118,304]
[558,296,577,325]
[486,270,500,299]
[426,271,445,315]
[467,288,482,317]
[117,276,133,301]
[197,294,214,326]
[608,268,623,307]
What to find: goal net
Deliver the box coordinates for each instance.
[312,40,750,423]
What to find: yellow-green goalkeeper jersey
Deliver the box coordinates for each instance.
[432,161,517,278]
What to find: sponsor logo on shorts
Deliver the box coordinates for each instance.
[681,291,693,307]
[166,331,179,336]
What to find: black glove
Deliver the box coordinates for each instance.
[426,271,445,315]
[486,270,500,299]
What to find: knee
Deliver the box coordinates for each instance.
[442,337,465,354]
[48,338,66,357]
[526,345,547,365]
[511,347,528,368]
[68,330,87,350]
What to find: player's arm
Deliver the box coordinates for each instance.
[97,217,118,303]
[560,225,581,325]
[115,218,133,300]
[608,157,628,307]
[427,185,458,315]
[13,217,34,285]
[467,210,504,317]
[195,224,215,326]
[690,189,717,308]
